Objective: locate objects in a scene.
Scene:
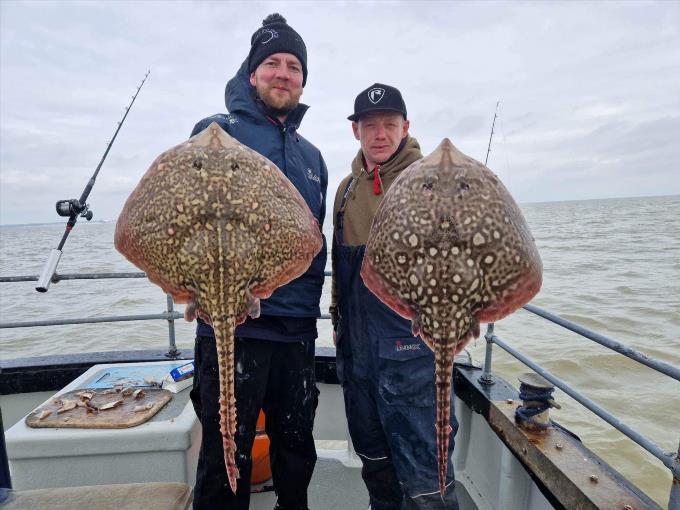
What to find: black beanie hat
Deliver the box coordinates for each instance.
[248,13,308,86]
[348,83,407,121]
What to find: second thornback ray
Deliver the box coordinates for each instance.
[361,138,542,496]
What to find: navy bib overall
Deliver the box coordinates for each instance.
[334,179,459,509]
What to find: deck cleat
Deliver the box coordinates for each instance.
[515,372,560,432]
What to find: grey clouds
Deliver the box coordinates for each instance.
[1,0,678,225]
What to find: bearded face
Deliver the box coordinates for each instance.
[250,53,304,118]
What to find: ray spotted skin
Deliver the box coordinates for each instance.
[361,138,542,495]
[115,123,322,493]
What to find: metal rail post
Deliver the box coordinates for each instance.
[165,294,179,359]
[0,409,11,489]
[479,323,495,385]
[670,441,679,510]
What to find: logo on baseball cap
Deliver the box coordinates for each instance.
[348,83,407,122]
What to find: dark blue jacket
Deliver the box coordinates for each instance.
[191,60,328,337]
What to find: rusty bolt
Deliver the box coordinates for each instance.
[506,399,514,404]
[555,443,563,450]
[589,475,598,483]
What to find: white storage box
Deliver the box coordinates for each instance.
[5,360,201,490]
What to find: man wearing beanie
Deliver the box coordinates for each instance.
[330,84,459,509]
[189,13,327,510]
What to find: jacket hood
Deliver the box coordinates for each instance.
[224,59,309,129]
[350,135,421,181]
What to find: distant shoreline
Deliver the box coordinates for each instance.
[0,194,677,228]
[0,219,117,229]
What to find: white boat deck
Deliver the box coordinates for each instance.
[0,360,511,509]
[251,456,478,510]
[2,359,662,509]
[251,455,368,510]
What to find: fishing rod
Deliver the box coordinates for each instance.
[485,100,500,166]
[481,100,501,352]
[36,70,150,293]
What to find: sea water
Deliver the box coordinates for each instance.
[1,194,678,506]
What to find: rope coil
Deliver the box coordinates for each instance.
[515,383,555,430]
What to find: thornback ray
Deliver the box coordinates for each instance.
[361,138,542,496]
[114,122,322,493]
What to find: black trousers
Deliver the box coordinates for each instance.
[190,335,319,510]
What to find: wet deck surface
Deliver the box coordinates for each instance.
[251,457,368,509]
[251,457,475,509]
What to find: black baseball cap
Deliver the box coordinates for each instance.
[348,83,407,122]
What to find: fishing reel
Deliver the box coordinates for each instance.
[36,71,150,294]
[55,199,93,221]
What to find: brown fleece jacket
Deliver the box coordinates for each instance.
[329,135,422,326]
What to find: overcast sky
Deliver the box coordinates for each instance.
[1,0,679,226]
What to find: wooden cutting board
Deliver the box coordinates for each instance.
[25,387,172,429]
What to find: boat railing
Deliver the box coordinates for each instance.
[479,314,679,508]
[0,271,333,358]
[1,270,678,507]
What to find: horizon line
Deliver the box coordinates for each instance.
[0,192,677,228]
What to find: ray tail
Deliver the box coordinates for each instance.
[213,316,239,493]
[434,341,456,497]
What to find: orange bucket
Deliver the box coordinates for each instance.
[250,409,272,484]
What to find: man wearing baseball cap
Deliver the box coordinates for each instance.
[330,84,459,509]
[190,13,327,510]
